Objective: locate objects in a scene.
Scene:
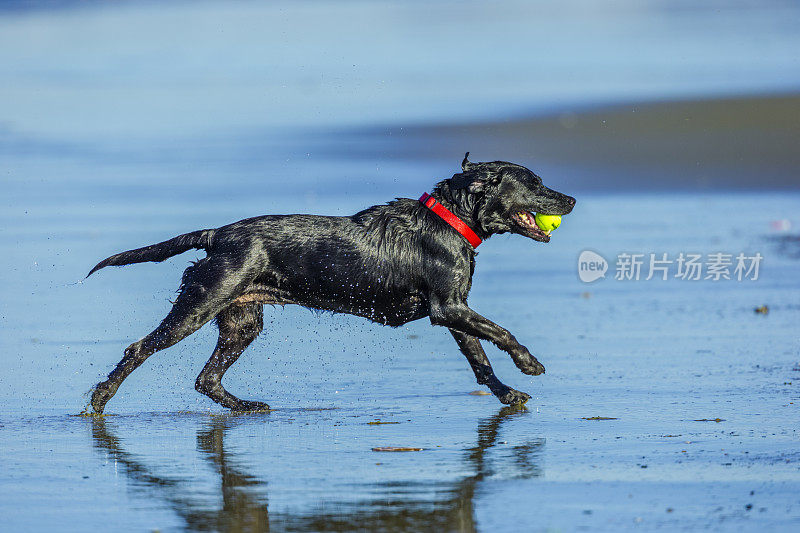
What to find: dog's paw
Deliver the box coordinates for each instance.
[231,400,271,413]
[521,360,545,376]
[89,382,115,414]
[497,388,531,406]
[513,352,546,376]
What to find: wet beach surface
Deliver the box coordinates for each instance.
[2,188,799,531]
[335,94,800,191]
[2,1,800,531]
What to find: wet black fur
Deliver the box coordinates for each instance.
[86,154,575,413]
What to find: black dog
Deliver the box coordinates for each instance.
[86,154,575,413]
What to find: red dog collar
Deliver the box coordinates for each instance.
[419,193,482,248]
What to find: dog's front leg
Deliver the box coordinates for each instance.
[449,329,532,405]
[431,300,545,376]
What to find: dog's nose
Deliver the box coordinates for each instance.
[561,195,576,214]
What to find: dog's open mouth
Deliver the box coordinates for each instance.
[512,211,552,242]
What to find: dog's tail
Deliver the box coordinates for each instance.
[86,229,215,278]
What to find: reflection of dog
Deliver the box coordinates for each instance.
[91,417,269,530]
[86,154,575,413]
[89,406,541,530]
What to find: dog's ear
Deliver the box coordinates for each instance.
[450,169,501,193]
[451,154,502,193]
[450,151,478,192]
[450,170,481,192]
[462,151,475,172]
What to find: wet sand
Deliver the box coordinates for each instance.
[2,187,799,531]
[2,90,799,529]
[336,93,800,191]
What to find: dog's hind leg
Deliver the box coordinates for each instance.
[449,329,531,406]
[89,258,248,414]
[195,303,268,412]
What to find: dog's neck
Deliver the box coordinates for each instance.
[429,180,487,241]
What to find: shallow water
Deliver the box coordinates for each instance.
[2,1,800,531]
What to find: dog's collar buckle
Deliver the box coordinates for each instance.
[419,193,482,248]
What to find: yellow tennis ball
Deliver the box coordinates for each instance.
[534,213,561,232]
